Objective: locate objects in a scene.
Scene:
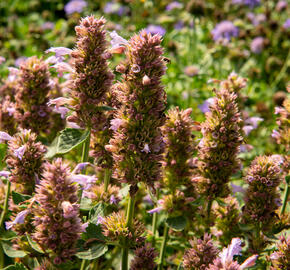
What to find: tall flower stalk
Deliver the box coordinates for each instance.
[107,30,167,269]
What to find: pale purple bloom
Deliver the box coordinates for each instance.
[231,183,245,194]
[270,252,279,260]
[143,194,154,205]
[198,97,215,113]
[174,21,184,30]
[67,122,81,129]
[64,0,87,15]
[6,106,15,116]
[247,13,266,26]
[283,19,290,29]
[274,107,284,115]
[0,171,10,178]
[42,22,55,30]
[110,195,118,205]
[14,145,26,160]
[53,106,69,119]
[110,31,128,52]
[145,25,166,36]
[61,201,77,219]
[51,62,74,77]
[72,162,91,174]
[47,97,70,107]
[147,199,164,214]
[70,174,97,190]
[211,21,239,42]
[96,215,105,225]
[270,154,284,166]
[7,67,19,82]
[0,56,5,64]
[46,47,72,57]
[243,125,254,136]
[245,116,263,129]
[276,1,287,11]
[14,57,27,67]
[38,110,47,117]
[5,210,29,230]
[240,255,258,269]
[232,0,260,8]
[110,118,124,131]
[250,37,264,54]
[45,56,60,64]
[240,144,253,153]
[271,129,280,139]
[141,143,150,154]
[219,238,242,266]
[166,1,183,11]
[0,131,13,142]
[103,2,129,16]
[81,222,89,232]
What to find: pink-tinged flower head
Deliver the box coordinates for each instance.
[14,145,26,160]
[0,131,13,142]
[130,244,158,270]
[110,31,128,53]
[250,37,264,54]
[220,238,242,265]
[110,118,124,132]
[0,56,5,64]
[211,21,239,43]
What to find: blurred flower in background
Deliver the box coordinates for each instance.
[250,37,264,54]
[145,24,166,36]
[64,0,87,15]
[211,21,239,43]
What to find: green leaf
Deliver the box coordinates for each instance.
[285,175,290,185]
[1,241,27,258]
[3,263,27,270]
[45,128,90,158]
[216,198,227,207]
[0,228,17,240]
[238,223,255,232]
[190,196,205,206]
[82,223,106,242]
[80,197,93,211]
[0,143,7,170]
[96,105,116,111]
[90,203,106,223]
[166,216,187,231]
[76,244,108,260]
[11,191,31,205]
[26,234,44,254]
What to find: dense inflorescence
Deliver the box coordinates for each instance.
[33,158,82,265]
[0,96,16,134]
[107,30,167,195]
[68,16,114,131]
[270,234,290,269]
[194,87,243,199]
[130,244,158,270]
[161,107,196,192]
[14,56,52,134]
[183,233,219,270]
[242,155,282,232]
[6,129,46,194]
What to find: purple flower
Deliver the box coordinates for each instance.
[42,22,55,30]
[96,215,105,224]
[231,183,245,194]
[141,144,150,153]
[243,125,254,136]
[147,199,164,214]
[272,129,280,139]
[143,194,154,205]
[219,238,242,265]
[72,162,91,174]
[245,116,263,128]
[232,0,260,8]
[0,131,13,142]
[211,21,239,42]
[7,67,19,82]
[81,222,89,232]
[70,174,97,190]
[145,25,166,36]
[15,57,27,67]
[276,1,287,11]
[110,31,128,53]
[110,118,124,131]
[64,0,87,15]
[110,195,118,204]
[6,106,15,116]
[166,1,183,11]
[5,210,29,230]
[53,106,69,119]
[103,2,128,16]
[45,47,72,63]
[47,97,71,107]
[283,18,290,29]
[61,201,77,219]
[174,20,184,30]
[250,37,264,54]
[0,171,10,178]
[51,62,74,77]
[198,98,215,113]
[0,56,5,64]
[14,145,26,160]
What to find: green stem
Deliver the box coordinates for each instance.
[104,168,111,192]
[0,244,4,270]
[157,224,169,270]
[206,199,213,232]
[0,180,11,228]
[121,194,136,270]
[280,177,289,215]
[152,189,159,247]
[80,259,86,270]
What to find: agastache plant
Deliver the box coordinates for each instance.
[0,96,16,134]
[14,56,52,134]
[270,234,290,269]
[33,158,82,265]
[6,129,46,194]
[241,155,283,253]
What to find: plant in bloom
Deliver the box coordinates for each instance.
[6,129,46,194]
[107,30,167,195]
[0,96,16,134]
[33,158,82,265]
[270,234,290,269]
[211,21,239,43]
[130,244,158,270]
[64,0,87,15]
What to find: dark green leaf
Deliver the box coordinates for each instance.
[216,198,227,207]
[285,175,290,185]
[82,223,106,242]
[45,128,90,158]
[76,244,108,260]
[190,196,205,206]
[1,241,27,257]
[0,228,17,240]
[11,191,31,205]
[96,105,116,111]
[166,216,187,231]
[0,143,7,170]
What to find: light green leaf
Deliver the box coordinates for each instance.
[76,244,108,260]
[3,263,27,270]
[166,216,187,231]
[26,234,44,254]
[1,241,27,258]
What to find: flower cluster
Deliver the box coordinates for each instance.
[183,233,219,270]
[33,159,82,265]
[14,57,52,134]
[100,212,145,248]
[272,96,290,152]
[242,155,282,232]
[161,107,196,192]
[130,244,158,270]
[211,21,239,43]
[68,16,114,131]
[194,87,243,199]
[107,30,167,195]
[6,129,46,194]
[270,234,290,269]
[0,96,16,134]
